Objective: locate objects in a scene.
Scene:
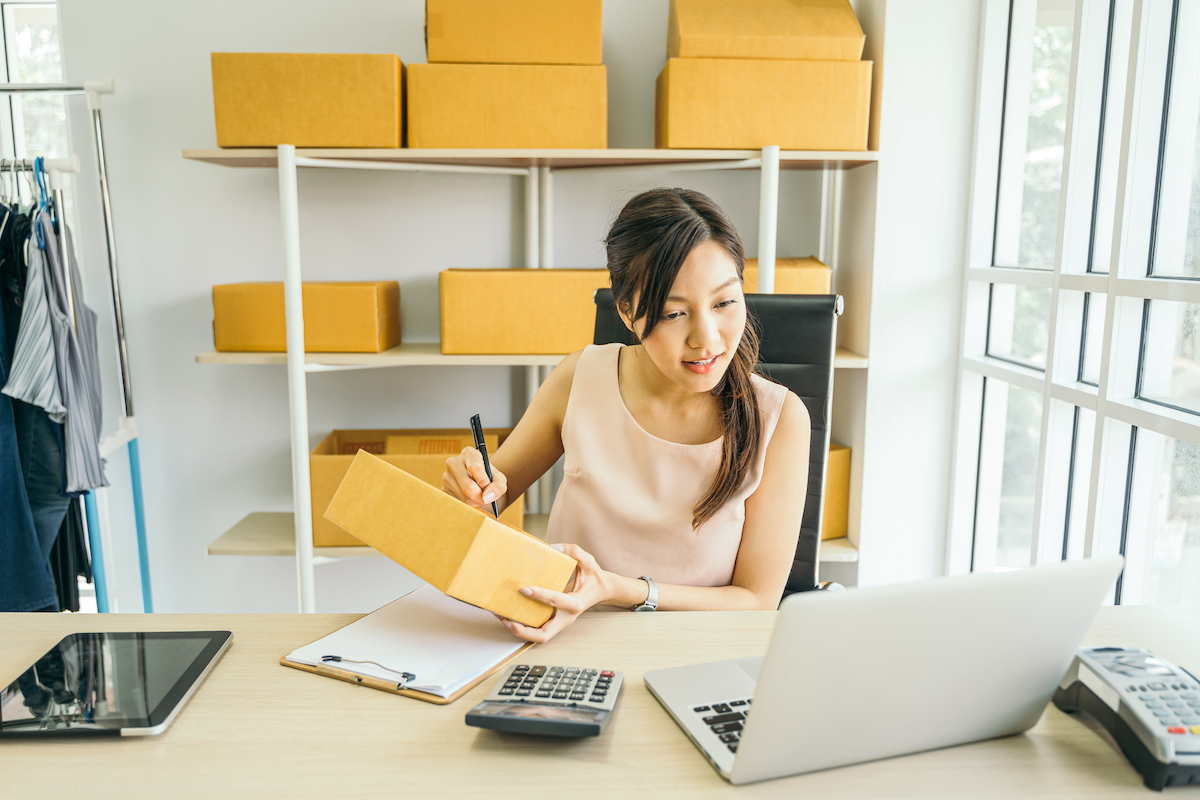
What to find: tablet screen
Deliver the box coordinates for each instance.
[0,631,231,736]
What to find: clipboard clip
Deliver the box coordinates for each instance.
[321,655,416,690]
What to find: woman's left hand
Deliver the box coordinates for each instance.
[498,543,611,644]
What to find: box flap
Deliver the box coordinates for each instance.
[669,0,865,61]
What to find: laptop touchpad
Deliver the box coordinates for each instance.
[736,657,763,683]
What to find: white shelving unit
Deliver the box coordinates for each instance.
[185,146,876,612]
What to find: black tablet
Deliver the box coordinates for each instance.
[0,631,232,737]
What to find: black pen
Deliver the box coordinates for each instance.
[470,414,501,519]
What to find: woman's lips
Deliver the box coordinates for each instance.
[683,353,722,374]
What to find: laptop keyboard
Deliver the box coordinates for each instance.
[692,699,751,753]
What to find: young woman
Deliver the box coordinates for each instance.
[443,188,810,643]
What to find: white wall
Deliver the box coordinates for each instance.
[56,0,826,613]
[853,0,983,586]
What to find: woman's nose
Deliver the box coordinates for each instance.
[688,311,721,349]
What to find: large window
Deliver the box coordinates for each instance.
[953,0,1200,614]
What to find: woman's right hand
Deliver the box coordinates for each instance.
[443,447,508,511]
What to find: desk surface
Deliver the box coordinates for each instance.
[2,605,1198,799]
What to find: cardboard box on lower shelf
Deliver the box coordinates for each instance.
[822,443,851,541]
[407,63,607,148]
[211,53,404,148]
[324,450,576,627]
[656,57,871,151]
[311,428,523,547]
[440,268,611,355]
[213,282,401,353]
[744,257,831,294]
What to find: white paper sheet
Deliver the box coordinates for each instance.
[284,585,525,698]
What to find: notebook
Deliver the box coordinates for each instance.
[281,585,532,704]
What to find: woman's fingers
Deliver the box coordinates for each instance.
[520,585,583,615]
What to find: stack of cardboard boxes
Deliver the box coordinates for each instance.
[408,0,607,149]
[657,0,872,150]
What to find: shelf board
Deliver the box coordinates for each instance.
[195,343,867,369]
[183,147,879,171]
[208,512,857,563]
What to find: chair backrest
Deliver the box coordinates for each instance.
[592,288,841,596]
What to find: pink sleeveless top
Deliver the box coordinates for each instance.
[546,343,788,588]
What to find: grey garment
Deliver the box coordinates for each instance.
[2,226,66,420]
[3,212,106,493]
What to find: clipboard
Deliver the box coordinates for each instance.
[279,586,537,705]
[279,640,534,705]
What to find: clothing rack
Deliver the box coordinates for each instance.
[0,80,150,613]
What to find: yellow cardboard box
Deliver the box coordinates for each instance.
[656,57,871,151]
[407,64,607,149]
[822,443,850,540]
[325,450,576,627]
[426,0,603,65]
[669,0,865,61]
[212,53,404,148]
[212,282,401,353]
[311,428,524,547]
[440,269,610,355]
[743,257,832,294]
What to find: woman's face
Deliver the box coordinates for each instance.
[622,239,746,395]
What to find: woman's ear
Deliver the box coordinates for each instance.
[617,301,635,335]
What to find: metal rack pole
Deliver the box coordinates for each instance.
[757,146,780,294]
[278,144,316,613]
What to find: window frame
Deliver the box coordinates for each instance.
[949,0,1200,597]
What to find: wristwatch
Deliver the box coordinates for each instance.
[632,576,658,612]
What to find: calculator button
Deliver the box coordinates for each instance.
[1168,727,1186,735]
[711,703,731,714]
[499,688,514,695]
[600,670,614,678]
[702,713,744,725]
[727,744,738,753]
[514,665,529,671]
[530,666,546,676]
[711,722,743,734]
[693,706,711,713]
[589,696,604,703]
[516,689,531,696]
[730,700,747,707]
[536,691,552,698]
[719,733,739,743]
[570,693,585,701]
[565,667,579,673]
[553,692,569,699]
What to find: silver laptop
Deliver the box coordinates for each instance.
[644,556,1125,784]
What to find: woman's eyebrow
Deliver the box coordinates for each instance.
[667,276,741,302]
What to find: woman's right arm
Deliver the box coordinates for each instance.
[442,349,583,514]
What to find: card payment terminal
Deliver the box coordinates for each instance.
[1053,647,1200,790]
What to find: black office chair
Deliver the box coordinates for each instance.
[593,288,843,597]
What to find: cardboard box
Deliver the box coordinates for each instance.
[822,443,850,541]
[212,53,404,148]
[407,64,607,149]
[669,0,865,61]
[656,57,871,151]
[744,257,832,294]
[426,0,603,65]
[212,282,401,353]
[325,450,576,627]
[440,269,610,355]
[311,429,524,547]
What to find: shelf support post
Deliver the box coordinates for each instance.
[524,167,542,513]
[539,166,553,268]
[278,144,316,613]
[757,145,780,293]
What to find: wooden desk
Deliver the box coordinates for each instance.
[2,606,1197,798]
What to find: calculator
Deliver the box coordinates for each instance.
[464,664,624,737]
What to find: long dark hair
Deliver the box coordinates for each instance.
[604,187,762,529]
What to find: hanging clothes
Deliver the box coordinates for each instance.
[49,497,92,613]
[0,209,58,612]
[4,210,107,492]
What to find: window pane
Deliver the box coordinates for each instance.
[994,0,1077,269]
[987,284,1051,369]
[1120,430,1200,612]
[1139,299,1200,415]
[974,381,1043,571]
[1079,292,1106,385]
[3,4,68,159]
[1062,406,1096,561]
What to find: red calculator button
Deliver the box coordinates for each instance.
[1168,727,1186,734]
[601,670,614,678]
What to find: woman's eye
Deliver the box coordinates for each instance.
[662,311,684,320]
[716,299,739,309]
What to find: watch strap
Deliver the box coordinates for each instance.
[633,576,658,611]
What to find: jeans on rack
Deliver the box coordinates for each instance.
[0,282,57,612]
[14,397,71,559]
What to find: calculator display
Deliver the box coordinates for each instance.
[469,701,609,724]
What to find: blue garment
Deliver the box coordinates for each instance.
[0,252,57,612]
